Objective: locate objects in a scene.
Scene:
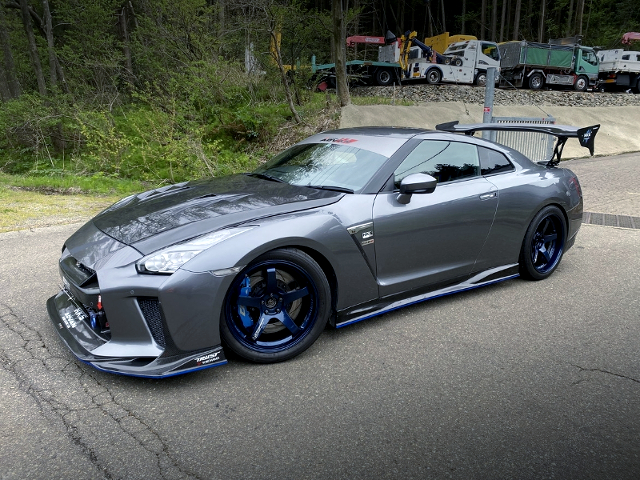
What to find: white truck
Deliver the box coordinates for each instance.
[597,49,640,93]
[401,39,501,86]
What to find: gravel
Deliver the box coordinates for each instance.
[352,83,640,107]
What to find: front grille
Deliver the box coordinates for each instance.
[138,297,166,348]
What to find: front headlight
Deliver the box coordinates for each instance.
[136,226,255,274]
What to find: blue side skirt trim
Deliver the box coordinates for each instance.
[336,268,520,329]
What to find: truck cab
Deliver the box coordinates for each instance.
[408,40,500,86]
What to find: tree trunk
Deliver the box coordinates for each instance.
[0,5,21,98]
[461,0,466,35]
[565,0,575,36]
[513,0,521,40]
[19,0,47,95]
[41,0,56,88]
[270,29,301,123]
[118,5,133,79]
[491,0,498,41]
[481,0,486,39]
[500,0,507,42]
[332,0,350,107]
[440,0,446,32]
[576,0,585,35]
[538,0,545,42]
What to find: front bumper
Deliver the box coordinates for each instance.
[47,289,226,377]
[46,220,231,378]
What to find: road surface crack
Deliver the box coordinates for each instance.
[0,302,207,480]
[571,364,640,384]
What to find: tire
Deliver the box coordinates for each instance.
[475,72,487,87]
[528,73,544,90]
[375,69,394,86]
[426,68,442,85]
[452,57,463,66]
[635,79,640,94]
[519,206,567,281]
[574,75,588,92]
[221,248,331,363]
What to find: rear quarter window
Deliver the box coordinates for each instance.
[479,147,515,175]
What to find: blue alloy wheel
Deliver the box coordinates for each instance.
[221,248,330,363]
[520,205,567,280]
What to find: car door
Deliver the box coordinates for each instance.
[372,139,498,297]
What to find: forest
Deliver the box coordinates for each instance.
[0,0,638,188]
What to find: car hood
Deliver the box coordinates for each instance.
[91,175,343,254]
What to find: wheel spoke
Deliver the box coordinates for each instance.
[539,246,552,264]
[265,267,278,293]
[543,233,557,243]
[274,310,301,335]
[236,295,261,308]
[281,287,309,304]
[251,313,271,340]
[540,218,551,235]
[532,248,539,264]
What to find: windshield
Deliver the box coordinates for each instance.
[253,143,389,192]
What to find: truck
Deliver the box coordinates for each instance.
[405,38,500,86]
[313,31,500,88]
[498,40,599,91]
[597,33,640,93]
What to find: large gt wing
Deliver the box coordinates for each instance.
[435,121,600,165]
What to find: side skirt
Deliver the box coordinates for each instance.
[335,264,520,328]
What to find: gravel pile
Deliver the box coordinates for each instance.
[352,84,640,107]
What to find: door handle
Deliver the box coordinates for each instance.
[479,192,497,200]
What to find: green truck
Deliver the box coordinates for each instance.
[498,40,599,91]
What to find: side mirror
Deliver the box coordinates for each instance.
[397,173,437,204]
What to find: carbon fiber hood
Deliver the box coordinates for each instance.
[91,175,342,253]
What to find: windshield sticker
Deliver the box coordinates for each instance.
[320,137,358,144]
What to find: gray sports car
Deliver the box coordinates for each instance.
[47,122,598,377]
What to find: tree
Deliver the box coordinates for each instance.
[0,5,21,100]
[18,0,46,95]
[332,0,349,106]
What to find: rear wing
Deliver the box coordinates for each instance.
[435,121,600,166]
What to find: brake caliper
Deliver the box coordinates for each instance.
[238,276,254,328]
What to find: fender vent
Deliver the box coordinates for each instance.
[138,298,166,348]
[582,212,640,229]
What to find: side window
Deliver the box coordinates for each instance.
[482,43,499,61]
[622,54,630,60]
[394,140,480,187]
[479,147,515,175]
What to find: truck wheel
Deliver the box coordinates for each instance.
[475,72,487,87]
[574,75,588,92]
[528,73,543,90]
[426,68,442,85]
[452,57,463,66]
[375,69,394,86]
[635,79,640,94]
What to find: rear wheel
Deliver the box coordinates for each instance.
[221,248,330,363]
[426,68,442,85]
[528,73,544,90]
[519,206,567,280]
[574,75,588,92]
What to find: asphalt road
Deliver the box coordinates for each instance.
[1,154,639,480]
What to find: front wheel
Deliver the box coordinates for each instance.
[574,75,588,92]
[221,248,331,363]
[475,72,487,87]
[519,206,567,280]
[426,68,442,85]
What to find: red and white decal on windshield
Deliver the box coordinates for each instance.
[320,137,358,144]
